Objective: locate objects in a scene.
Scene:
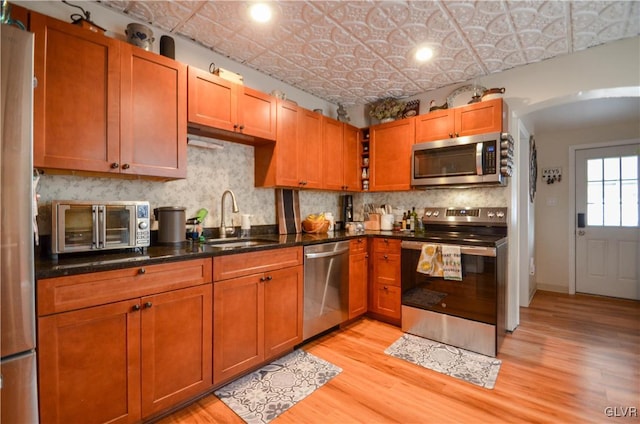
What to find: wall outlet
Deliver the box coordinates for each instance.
[541,167,562,184]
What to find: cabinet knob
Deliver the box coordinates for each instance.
[111,162,119,169]
[455,132,459,137]
[357,238,363,243]
[144,301,153,308]
[138,268,146,274]
[238,124,245,130]
[122,163,130,170]
[266,275,273,281]
[383,286,388,290]
[233,124,238,129]
[132,304,141,311]
[365,254,369,258]
[383,238,389,243]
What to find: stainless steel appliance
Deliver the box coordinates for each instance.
[411,132,514,187]
[1,24,39,423]
[51,200,150,254]
[303,241,350,340]
[401,207,508,357]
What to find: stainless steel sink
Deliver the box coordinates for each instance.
[202,238,278,250]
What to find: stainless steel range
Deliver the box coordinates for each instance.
[400,207,508,357]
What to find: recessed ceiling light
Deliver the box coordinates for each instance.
[249,3,272,23]
[415,46,434,62]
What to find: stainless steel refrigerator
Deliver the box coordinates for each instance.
[1,24,39,423]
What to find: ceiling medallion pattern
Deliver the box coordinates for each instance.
[99,0,640,105]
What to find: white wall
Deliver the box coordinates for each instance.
[534,121,640,293]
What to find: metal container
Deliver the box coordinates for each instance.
[154,206,185,244]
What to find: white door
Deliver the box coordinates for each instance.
[575,143,640,300]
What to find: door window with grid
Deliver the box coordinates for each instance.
[587,155,639,227]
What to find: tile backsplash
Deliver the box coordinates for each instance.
[35,138,508,235]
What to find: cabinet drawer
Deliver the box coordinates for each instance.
[38,258,213,316]
[213,246,302,281]
[349,237,367,254]
[372,238,401,253]
[373,252,401,287]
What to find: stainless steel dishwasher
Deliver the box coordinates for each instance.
[303,241,350,341]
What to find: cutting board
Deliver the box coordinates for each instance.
[276,189,301,234]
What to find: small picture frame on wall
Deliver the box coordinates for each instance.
[403,100,420,118]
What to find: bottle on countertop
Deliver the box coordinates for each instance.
[401,212,407,230]
[410,207,417,232]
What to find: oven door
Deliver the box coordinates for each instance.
[401,241,497,325]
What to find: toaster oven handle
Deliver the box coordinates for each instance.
[476,142,484,175]
[96,205,106,249]
[92,206,99,249]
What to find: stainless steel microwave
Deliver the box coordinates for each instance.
[411,132,513,188]
[51,200,151,254]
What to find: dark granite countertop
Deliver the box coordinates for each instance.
[35,229,505,280]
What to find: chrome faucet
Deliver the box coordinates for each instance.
[220,189,239,238]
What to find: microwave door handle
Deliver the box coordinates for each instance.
[476,142,484,175]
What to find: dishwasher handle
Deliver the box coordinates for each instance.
[305,247,350,259]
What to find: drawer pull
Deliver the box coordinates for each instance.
[138,268,146,275]
[266,275,273,281]
[383,254,388,260]
[144,302,153,309]
[132,304,141,311]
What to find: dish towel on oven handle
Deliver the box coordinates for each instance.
[442,245,462,281]
[416,244,444,277]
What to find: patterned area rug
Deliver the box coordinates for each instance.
[214,350,342,424]
[385,334,501,389]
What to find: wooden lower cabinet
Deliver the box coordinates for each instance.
[37,259,213,424]
[213,247,303,385]
[369,238,402,324]
[348,237,368,319]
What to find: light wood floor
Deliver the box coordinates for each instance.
[157,291,639,423]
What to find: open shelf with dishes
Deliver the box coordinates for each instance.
[361,128,370,191]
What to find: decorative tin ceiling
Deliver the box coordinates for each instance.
[98,1,639,105]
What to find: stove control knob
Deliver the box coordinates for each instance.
[487,211,495,218]
[425,211,432,217]
[433,211,440,217]
[496,211,505,219]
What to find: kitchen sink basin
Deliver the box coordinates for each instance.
[202,238,279,250]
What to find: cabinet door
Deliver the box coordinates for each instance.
[274,101,300,187]
[38,299,141,424]
[120,44,187,179]
[238,86,277,141]
[373,251,401,287]
[264,265,303,358]
[141,285,212,416]
[322,117,345,190]
[415,109,455,142]
[371,283,401,320]
[349,245,368,319]
[32,12,121,173]
[456,98,503,137]
[298,109,323,188]
[343,124,361,191]
[213,274,264,385]
[187,66,238,132]
[370,118,415,191]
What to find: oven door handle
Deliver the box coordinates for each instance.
[401,241,496,257]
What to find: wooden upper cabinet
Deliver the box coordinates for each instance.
[343,123,361,191]
[322,116,344,191]
[31,12,186,179]
[456,98,504,137]
[32,12,121,174]
[415,99,504,143]
[254,102,322,189]
[369,118,415,191]
[187,66,276,143]
[298,108,323,189]
[323,118,360,192]
[120,44,187,179]
[187,66,238,133]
